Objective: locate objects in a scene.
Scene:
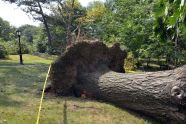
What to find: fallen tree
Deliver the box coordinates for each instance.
[49,42,186,123]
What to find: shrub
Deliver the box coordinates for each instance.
[0,45,8,58]
[124,52,137,72]
[36,41,47,53]
[0,41,34,55]
[20,41,30,54]
[0,41,18,55]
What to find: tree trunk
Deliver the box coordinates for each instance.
[49,42,186,123]
[37,2,52,48]
[66,0,75,45]
[66,21,72,45]
[76,24,81,42]
[76,67,186,123]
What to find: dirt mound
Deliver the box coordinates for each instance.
[49,42,127,95]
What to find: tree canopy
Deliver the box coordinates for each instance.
[0,0,185,66]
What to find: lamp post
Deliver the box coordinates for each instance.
[16,30,23,65]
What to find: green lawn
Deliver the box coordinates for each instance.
[0,54,158,124]
[0,54,52,66]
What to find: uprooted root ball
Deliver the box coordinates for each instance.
[49,42,127,95]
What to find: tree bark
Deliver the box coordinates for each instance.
[75,67,186,123]
[66,19,72,45]
[76,24,81,42]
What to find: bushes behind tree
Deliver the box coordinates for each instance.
[0,41,34,55]
[124,52,138,72]
[0,45,8,58]
[36,41,47,53]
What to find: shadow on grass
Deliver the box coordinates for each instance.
[0,61,50,66]
[0,65,49,95]
[0,94,22,107]
[117,106,161,124]
[44,95,160,124]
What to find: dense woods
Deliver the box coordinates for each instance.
[0,0,185,68]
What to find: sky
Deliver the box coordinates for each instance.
[0,0,104,27]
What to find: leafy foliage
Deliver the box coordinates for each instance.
[0,0,185,68]
[51,0,86,45]
[0,17,15,41]
[36,40,47,53]
[0,44,7,58]
[124,52,137,71]
[18,25,39,43]
[154,0,186,65]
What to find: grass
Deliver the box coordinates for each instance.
[0,54,52,65]
[0,54,158,124]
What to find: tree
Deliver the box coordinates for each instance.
[18,24,39,43]
[110,0,155,57]
[83,1,107,39]
[51,0,86,45]
[0,45,8,58]
[154,0,186,65]
[84,0,157,59]
[0,17,15,41]
[5,0,53,49]
[49,42,186,123]
[88,0,185,67]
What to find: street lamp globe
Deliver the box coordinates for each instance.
[16,30,21,37]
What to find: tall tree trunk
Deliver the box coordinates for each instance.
[76,24,81,42]
[174,21,180,67]
[37,2,52,48]
[66,21,72,45]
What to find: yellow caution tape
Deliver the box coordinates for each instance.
[36,65,51,124]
